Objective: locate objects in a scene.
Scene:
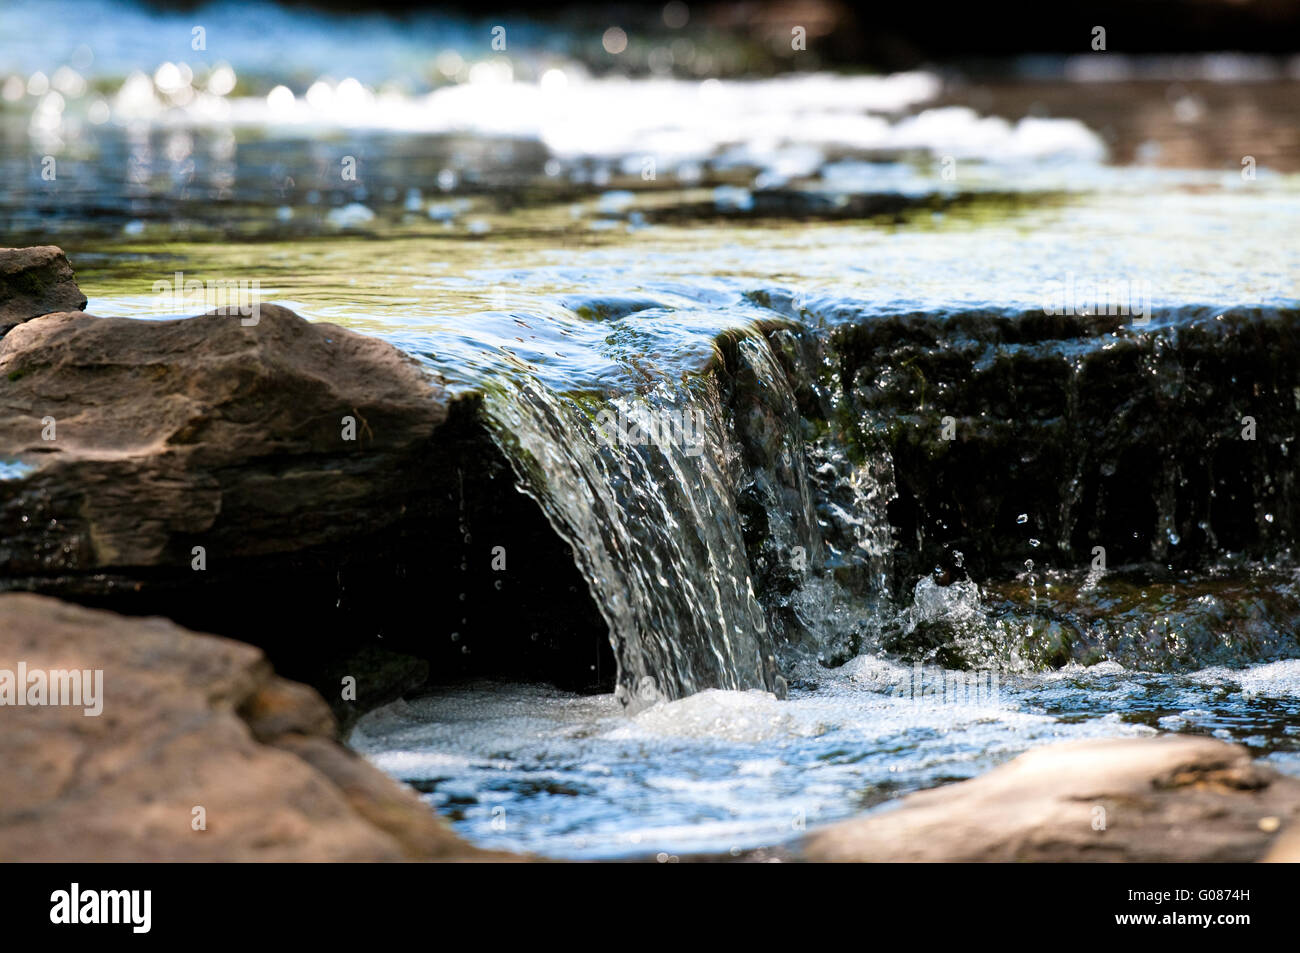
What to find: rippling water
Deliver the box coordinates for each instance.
[349,655,1300,859]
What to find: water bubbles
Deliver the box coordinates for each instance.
[602,27,629,55]
[51,66,86,98]
[266,84,295,113]
[305,79,333,110]
[540,68,568,92]
[1016,513,1029,524]
[1028,538,1041,548]
[654,0,688,31]
[435,50,464,81]
[647,47,674,75]
[153,62,190,94]
[325,202,375,229]
[207,64,237,97]
[335,77,368,108]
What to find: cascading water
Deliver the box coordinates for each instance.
[474,295,1300,702]
[481,323,897,709]
[487,374,776,710]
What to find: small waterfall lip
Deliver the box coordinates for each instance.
[423,290,798,400]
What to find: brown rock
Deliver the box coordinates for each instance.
[0,300,464,688]
[802,736,1300,862]
[0,593,516,861]
[0,246,87,333]
[0,303,447,570]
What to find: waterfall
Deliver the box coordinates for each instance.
[474,296,1300,700]
[482,323,896,710]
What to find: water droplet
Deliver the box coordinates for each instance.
[1017,513,1028,524]
[1029,538,1041,548]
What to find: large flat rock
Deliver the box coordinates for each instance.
[0,593,511,861]
[802,735,1300,862]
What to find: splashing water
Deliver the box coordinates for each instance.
[481,327,895,708]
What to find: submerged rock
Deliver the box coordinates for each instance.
[802,736,1300,862]
[821,304,1300,577]
[0,246,87,334]
[0,593,510,861]
[748,303,1300,670]
[762,304,1300,584]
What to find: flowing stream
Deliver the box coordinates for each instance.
[5,0,1300,859]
